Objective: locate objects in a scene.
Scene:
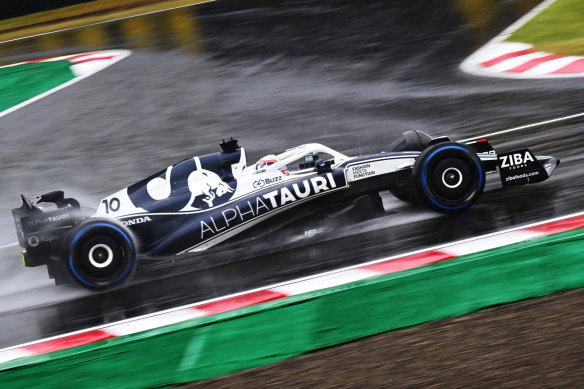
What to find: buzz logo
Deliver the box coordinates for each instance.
[499,150,535,169]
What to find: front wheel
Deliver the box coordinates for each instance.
[412,142,485,212]
[66,219,136,290]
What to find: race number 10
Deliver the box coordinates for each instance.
[101,198,120,214]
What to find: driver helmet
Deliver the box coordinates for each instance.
[255,154,288,174]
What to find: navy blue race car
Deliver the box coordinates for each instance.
[12,131,559,290]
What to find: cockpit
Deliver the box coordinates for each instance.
[249,143,349,176]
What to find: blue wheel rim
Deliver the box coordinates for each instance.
[68,223,134,288]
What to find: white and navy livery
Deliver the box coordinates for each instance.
[12,131,559,290]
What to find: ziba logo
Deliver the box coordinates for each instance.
[499,150,535,169]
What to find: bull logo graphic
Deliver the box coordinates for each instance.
[128,156,237,213]
[181,169,234,211]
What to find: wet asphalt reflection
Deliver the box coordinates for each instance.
[0,0,583,347]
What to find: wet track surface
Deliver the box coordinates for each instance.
[1,0,583,348]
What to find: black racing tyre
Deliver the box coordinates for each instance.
[66,219,136,290]
[349,193,385,222]
[412,142,485,213]
[389,186,418,204]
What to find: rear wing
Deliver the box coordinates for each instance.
[12,192,82,266]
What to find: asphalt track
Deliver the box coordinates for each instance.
[0,0,583,350]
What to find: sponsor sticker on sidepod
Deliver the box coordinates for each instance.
[347,158,415,182]
[199,172,344,239]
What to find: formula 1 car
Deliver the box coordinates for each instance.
[12,131,559,290]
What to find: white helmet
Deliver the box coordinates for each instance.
[254,154,288,174]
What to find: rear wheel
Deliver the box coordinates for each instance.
[412,142,485,212]
[66,220,136,290]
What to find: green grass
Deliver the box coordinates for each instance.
[0,61,75,114]
[508,0,584,56]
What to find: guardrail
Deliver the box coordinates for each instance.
[1,223,583,388]
[0,5,201,60]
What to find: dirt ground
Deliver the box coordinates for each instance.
[184,288,584,388]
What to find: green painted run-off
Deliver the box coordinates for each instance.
[0,61,75,114]
[1,228,583,388]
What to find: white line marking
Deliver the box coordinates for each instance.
[493,0,559,44]
[0,349,35,365]
[271,269,374,296]
[106,309,207,337]
[0,243,18,250]
[460,112,584,142]
[1,209,583,353]
[0,0,217,45]
[442,230,543,257]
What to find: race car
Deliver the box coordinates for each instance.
[12,131,559,290]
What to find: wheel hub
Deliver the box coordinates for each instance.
[441,167,463,189]
[88,244,114,268]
